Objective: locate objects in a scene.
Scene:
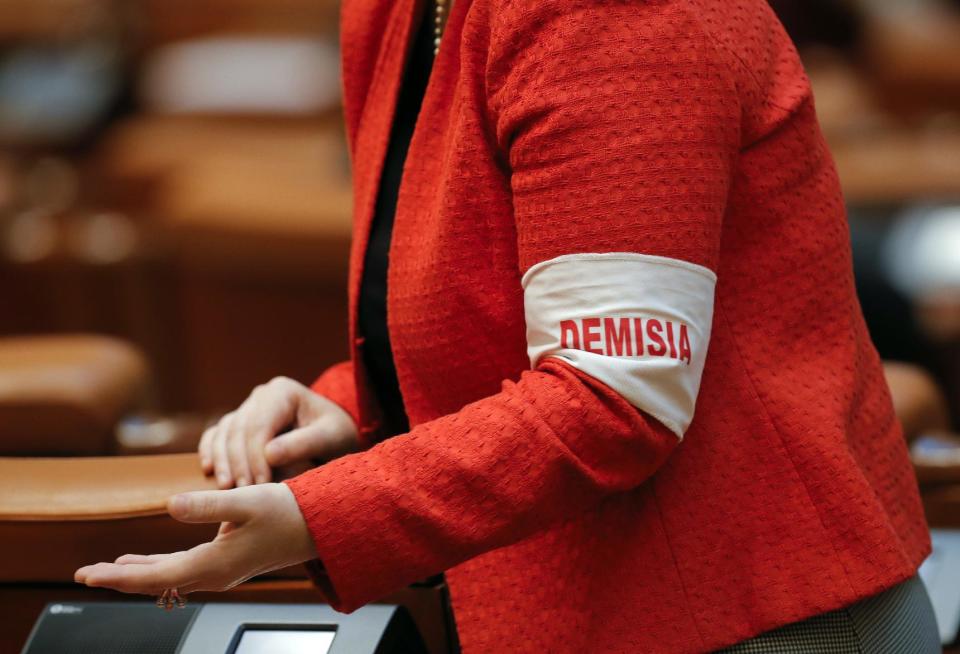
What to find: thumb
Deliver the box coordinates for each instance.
[167,489,254,524]
[264,425,330,467]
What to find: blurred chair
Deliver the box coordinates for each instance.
[884,360,952,441]
[890,361,960,532]
[0,334,149,455]
[861,3,960,115]
[0,333,218,456]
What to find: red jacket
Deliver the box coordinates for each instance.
[285,0,931,650]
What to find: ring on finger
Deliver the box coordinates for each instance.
[155,587,187,610]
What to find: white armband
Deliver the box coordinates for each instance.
[522,253,716,438]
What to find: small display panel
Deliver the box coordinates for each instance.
[233,628,336,654]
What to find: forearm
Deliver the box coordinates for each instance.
[285,358,677,611]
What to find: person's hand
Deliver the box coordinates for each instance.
[74,484,316,596]
[199,376,359,489]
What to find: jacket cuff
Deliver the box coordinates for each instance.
[283,461,389,612]
[298,559,342,607]
[310,361,360,429]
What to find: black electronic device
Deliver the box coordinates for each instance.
[21,602,427,654]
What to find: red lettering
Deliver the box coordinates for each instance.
[646,319,667,356]
[604,318,632,356]
[561,315,693,362]
[582,318,603,354]
[678,323,692,364]
[560,320,580,350]
[666,321,678,359]
[633,318,644,356]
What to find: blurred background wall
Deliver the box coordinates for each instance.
[0,0,351,420]
[0,0,958,433]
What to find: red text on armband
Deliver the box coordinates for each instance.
[559,317,692,364]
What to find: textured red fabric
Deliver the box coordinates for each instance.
[287,0,931,650]
[309,361,361,427]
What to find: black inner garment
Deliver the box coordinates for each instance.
[357,0,436,437]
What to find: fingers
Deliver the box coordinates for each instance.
[76,559,189,595]
[226,422,252,488]
[212,413,235,489]
[114,552,184,564]
[246,404,284,484]
[264,424,328,467]
[200,378,307,488]
[198,426,215,475]
[76,484,305,598]
[243,385,292,485]
[76,546,217,595]
[246,435,272,486]
[167,488,256,525]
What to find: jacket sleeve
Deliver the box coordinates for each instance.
[285,0,740,611]
[310,361,361,429]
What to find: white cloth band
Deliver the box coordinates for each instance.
[522,252,717,438]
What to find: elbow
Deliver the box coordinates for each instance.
[526,359,684,494]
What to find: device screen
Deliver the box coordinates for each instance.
[233,628,336,654]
